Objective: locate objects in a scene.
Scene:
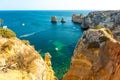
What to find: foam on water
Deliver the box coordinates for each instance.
[19,32,36,38]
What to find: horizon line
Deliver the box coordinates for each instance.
[0,9,119,11]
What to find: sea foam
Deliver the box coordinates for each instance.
[19,32,36,38]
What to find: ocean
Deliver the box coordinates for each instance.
[0,10,90,79]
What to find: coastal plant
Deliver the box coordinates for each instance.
[94,25,104,29]
[0,27,16,38]
[88,41,100,49]
[0,18,3,27]
[99,36,109,42]
[1,41,13,51]
[106,28,112,34]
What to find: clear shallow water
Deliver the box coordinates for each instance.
[0,10,90,79]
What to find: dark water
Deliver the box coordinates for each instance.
[0,10,90,79]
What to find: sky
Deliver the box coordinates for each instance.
[0,0,120,10]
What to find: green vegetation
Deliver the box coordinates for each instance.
[0,27,16,38]
[0,18,3,27]
[88,41,100,49]
[99,36,109,42]
[106,28,112,34]
[94,25,104,29]
[1,41,13,51]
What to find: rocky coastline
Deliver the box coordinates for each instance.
[0,10,120,80]
[63,10,120,80]
[63,27,120,80]
[72,10,120,41]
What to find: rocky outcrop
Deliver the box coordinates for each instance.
[80,11,120,29]
[72,10,120,41]
[51,16,58,23]
[0,35,57,80]
[72,14,85,23]
[61,17,66,23]
[63,28,120,80]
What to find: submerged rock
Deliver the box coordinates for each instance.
[51,16,58,23]
[61,17,66,23]
[63,28,120,80]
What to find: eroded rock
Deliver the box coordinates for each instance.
[63,28,120,80]
[51,16,58,23]
[61,17,66,23]
[0,36,57,80]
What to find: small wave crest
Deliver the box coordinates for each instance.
[19,32,36,38]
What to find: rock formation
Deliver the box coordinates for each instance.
[61,17,66,23]
[44,52,57,80]
[80,11,120,29]
[72,14,85,23]
[72,10,120,41]
[0,30,57,80]
[51,16,58,23]
[63,28,120,80]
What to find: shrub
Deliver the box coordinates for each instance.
[0,18,3,27]
[94,25,104,29]
[88,41,100,49]
[106,28,112,34]
[99,36,109,42]
[0,27,16,38]
[1,40,14,51]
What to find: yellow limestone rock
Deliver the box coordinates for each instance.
[44,52,57,80]
[0,36,56,80]
[63,28,120,80]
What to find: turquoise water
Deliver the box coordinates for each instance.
[0,10,90,79]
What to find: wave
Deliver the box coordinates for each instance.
[19,32,36,38]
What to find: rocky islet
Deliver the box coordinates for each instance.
[51,16,66,23]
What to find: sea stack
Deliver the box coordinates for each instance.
[72,14,79,23]
[61,17,66,23]
[51,16,58,23]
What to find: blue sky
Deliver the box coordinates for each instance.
[0,0,119,10]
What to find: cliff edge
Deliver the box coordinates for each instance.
[0,28,57,80]
[63,28,120,80]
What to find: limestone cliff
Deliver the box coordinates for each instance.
[72,10,120,41]
[0,35,57,80]
[63,28,120,80]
